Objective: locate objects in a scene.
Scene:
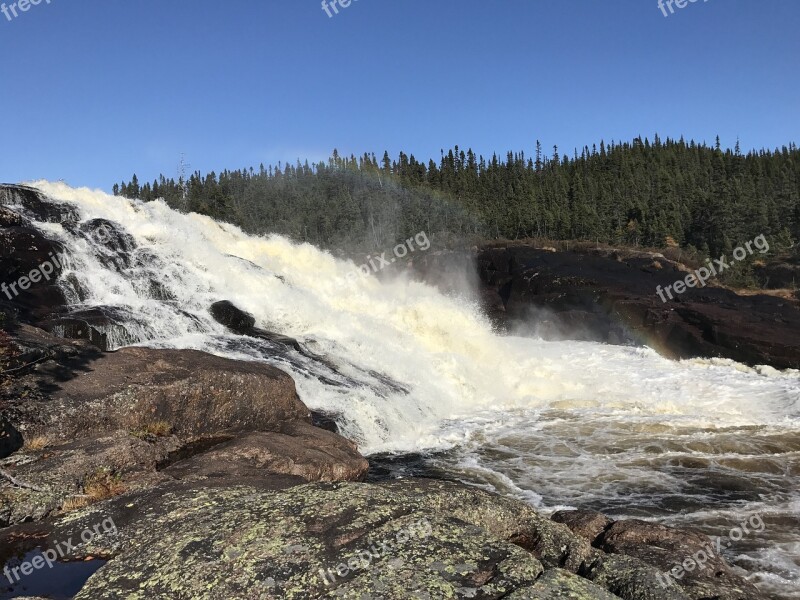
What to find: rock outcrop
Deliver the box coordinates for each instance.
[416,244,800,369]
[553,510,763,600]
[5,345,310,445]
[0,479,767,599]
[0,327,369,528]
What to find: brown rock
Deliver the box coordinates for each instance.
[597,519,762,600]
[552,509,613,545]
[162,421,369,483]
[0,431,180,527]
[5,347,310,444]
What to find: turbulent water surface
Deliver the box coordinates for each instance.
[13,182,800,599]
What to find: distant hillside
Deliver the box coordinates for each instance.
[116,136,800,260]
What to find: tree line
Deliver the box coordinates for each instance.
[115,136,800,259]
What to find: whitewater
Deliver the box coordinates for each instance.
[15,181,800,598]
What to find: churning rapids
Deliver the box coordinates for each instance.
[8,181,800,598]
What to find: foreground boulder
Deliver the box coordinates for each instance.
[161,422,369,483]
[0,474,768,598]
[0,478,764,599]
[554,510,762,600]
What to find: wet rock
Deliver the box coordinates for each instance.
[0,222,67,323]
[0,184,79,224]
[311,410,340,434]
[162,422,369,483]
[76,219,137,271]
[250,327,304,352]
[0,205,24,227]
[210,300,305,352]
[552,510,613,546]
[584,553,691,600]
[210,300,256,333]
[38,306,138,351]
[596,519,762,600]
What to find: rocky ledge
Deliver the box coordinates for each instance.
[415,243,800,369]
[0,477,765,599]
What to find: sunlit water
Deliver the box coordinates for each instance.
[10,181,800,599]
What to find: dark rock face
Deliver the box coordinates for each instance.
[0,184,78,224]
[0,222,67,322]
[0,205,23,228]
[210,300,256,333]
[75,218,138,272]
[38,306,137,351]
[598,520,761,600]
[210,300,306,354]
[420,244,800,369]
[552,509,613,545]
[754,255,800,289]
[0,418,22,461]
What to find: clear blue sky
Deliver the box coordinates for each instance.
[0,0,797,190]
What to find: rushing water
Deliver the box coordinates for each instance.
[9,181,800,599]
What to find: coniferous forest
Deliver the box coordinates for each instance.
[115,136,800,259]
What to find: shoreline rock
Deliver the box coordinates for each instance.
[414,244,800,369]
[0,479,767,599]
